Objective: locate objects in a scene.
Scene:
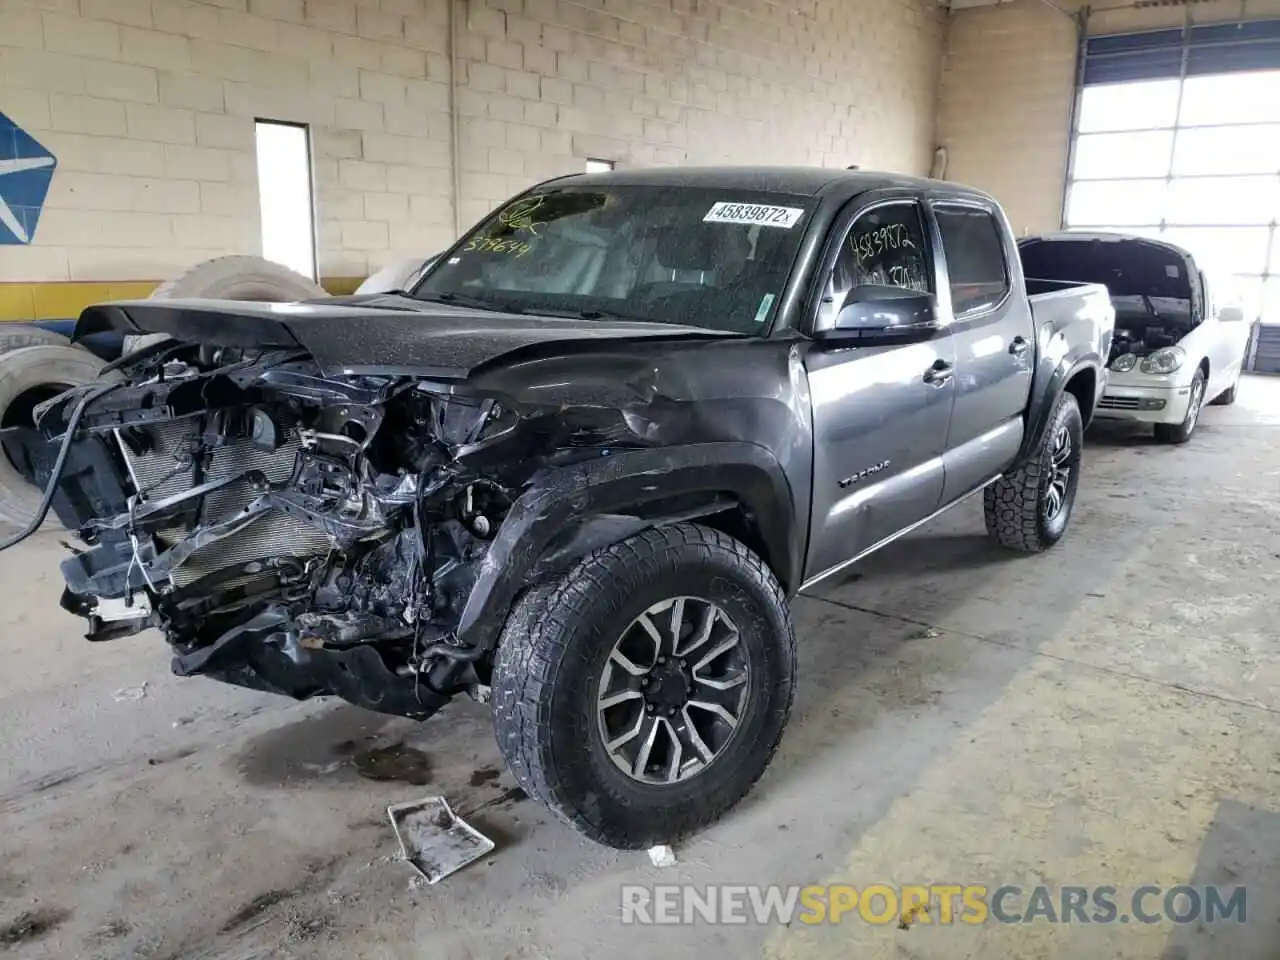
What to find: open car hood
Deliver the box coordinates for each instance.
[1018,233,1198,304]
[75,296,741,379]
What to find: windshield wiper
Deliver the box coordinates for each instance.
[414,296,682,327]
[1140,294,1162,322]
[350,290,435,313]
[412,292,526,314]
[517,306,673,325]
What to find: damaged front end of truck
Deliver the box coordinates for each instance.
[31,297,795,720]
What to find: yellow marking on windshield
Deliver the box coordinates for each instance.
[497,196,546,236]
[465,237,532,257]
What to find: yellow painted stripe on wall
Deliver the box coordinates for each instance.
[322,277,364,296]
[0,278,367,322]
[36,283,160,320]
[0,286,37,323]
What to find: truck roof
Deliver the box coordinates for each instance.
[546,165,992,203]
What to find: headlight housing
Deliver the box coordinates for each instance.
[1110,353,1138,373]
[1140,346,1186,375]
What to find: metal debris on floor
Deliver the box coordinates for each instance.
[112,682,148,702]
[647,844,677,867]
[387,796,495,885]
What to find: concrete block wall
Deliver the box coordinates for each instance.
[0,0,945,293]
[935,0,1078,238]
[447,0,946,230]
[936,0,1280,239]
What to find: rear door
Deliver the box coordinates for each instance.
[802,196,956,586]
[930,200,1033,501]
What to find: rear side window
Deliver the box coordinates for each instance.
[935,205,1009,315]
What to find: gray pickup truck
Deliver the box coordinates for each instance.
[16,167,1113,849]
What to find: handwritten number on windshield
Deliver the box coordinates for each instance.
[465,237,532,257]
[852,224,916,265]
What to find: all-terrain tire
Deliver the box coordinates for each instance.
[984,390,1083,553]
[491,523,796,849]
[0,346,120,528]
[124,256,331,355]
[1154,367,1206,444]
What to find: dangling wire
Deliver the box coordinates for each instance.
[409,476,431,705]
[0,382,123,554]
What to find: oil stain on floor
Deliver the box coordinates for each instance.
[234,705,423,787]
[0,906,71,946]
[351,744,432,785]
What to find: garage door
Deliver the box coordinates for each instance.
[1064,20,1280,340]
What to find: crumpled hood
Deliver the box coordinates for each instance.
[75,296,741,379]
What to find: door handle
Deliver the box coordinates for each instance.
[1009,336,1030,355]
[923,359,953,388]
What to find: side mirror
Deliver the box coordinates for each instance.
[815,285,941,345]
[1218,305,1245,323]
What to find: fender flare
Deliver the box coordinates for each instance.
[454,443,798,651]
[1018,357,1103,463]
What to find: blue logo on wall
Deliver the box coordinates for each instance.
[0,111,57,246]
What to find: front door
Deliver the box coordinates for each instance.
[1200,272,1248,396]
[803,199,956,586]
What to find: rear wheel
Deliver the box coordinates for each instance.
[1154,368,1206,443]
[984,390,1083,553]
[491,523,796,849]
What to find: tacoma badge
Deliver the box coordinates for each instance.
[839,460,891,489]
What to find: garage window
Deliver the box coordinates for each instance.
[255,120,317,281]
[934,205,1009,316]
[1067,21,1280,322]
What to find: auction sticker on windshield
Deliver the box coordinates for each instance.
[704,202,804,228]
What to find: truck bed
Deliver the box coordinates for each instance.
[1026,280,1116,425]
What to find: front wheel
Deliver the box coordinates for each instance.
[984,390,1084,553]
[491,523,796,849]
[1154,368,1206,444]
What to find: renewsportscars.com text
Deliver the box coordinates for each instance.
[620,884,1247,926]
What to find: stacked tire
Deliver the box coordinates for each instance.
[0,346,120,527]
[0,257,327,529]
[122,255,328,355]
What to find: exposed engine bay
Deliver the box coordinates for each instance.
[18,290,803,724]
[1108,295,1193,362]
[1018,234,1199,367]
[35,340,612,718]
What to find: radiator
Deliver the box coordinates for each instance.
[119,420,333,588]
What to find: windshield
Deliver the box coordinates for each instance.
[410,185,815,333]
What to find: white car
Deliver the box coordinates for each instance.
[1020,233,1251,443]
[357,255,437,295]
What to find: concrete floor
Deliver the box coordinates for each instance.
[3,378,1280,960]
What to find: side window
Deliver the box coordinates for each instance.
[934,205,1010,316]
[822,203,931,326]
